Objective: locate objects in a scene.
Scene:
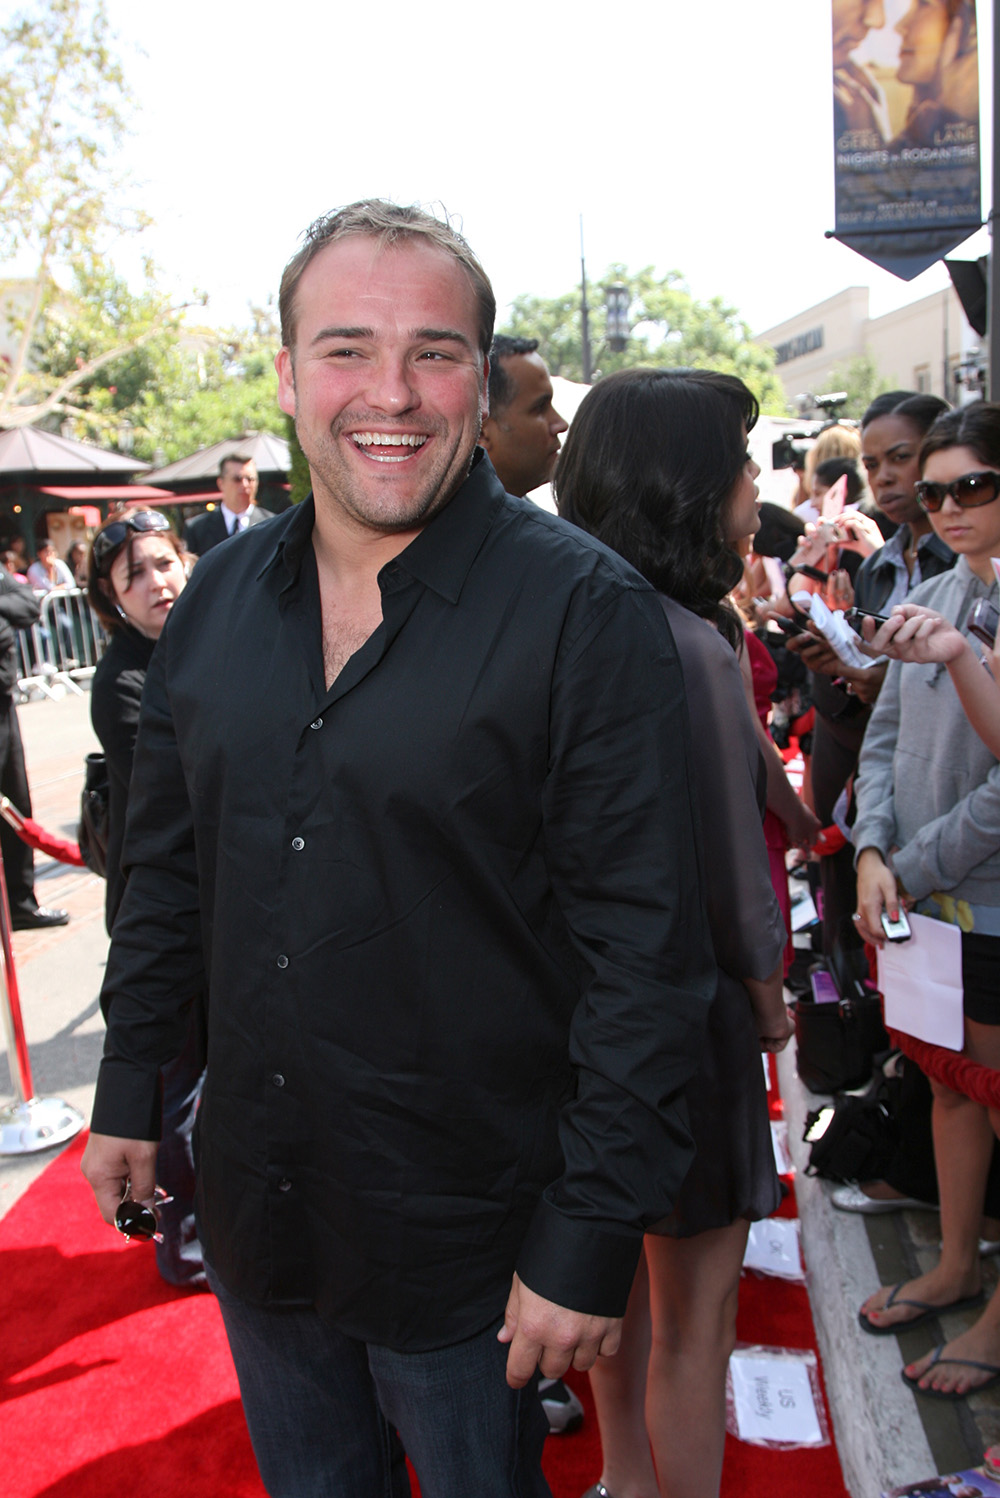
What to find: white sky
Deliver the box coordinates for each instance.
[89,0,994,339]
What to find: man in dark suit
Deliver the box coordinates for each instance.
[182,455,274,557]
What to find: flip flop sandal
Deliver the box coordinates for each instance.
[858,1283,984,1336]
[901,1345,1000,1401]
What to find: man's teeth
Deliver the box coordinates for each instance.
[352,433,427,447]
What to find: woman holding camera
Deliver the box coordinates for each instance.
[87,509,206,1289]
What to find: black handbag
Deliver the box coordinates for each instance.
[791,916,889,1094]
[803,1077,900,1182]
[792,979,889,1093]
[78,751,109,879]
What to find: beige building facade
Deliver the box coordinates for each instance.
[757,285,984,410]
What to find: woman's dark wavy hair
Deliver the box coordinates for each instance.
[919,400,1000,472]
[554,367,758,651]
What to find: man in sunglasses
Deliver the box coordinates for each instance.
[81,200,713,1496]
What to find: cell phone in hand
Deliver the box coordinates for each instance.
[845,607,889,634]
[775,616,808,637]
[880,909,911,943]
[792,563,828,584]
[967,598,999,648]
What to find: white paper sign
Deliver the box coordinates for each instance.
[729,1353,823,1445]
[878,913,963,1051]
[771,1120,793,1176]
[804,593,877,672]
[743,1218,805,1281]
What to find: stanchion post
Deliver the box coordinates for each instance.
[0,850,83,1154]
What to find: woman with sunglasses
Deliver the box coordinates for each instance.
[854,404,1000,1398]
[88,509,206,1288]
[555,367,792,1498]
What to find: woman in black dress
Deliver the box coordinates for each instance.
[555,368,793,1498]
[87,510,206,1288]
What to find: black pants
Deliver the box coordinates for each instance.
[0,698,37,916]
[811,712,865,956]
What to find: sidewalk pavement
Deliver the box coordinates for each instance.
[0,688,997,1497]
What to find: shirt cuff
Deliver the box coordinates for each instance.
[515,1193,643,1318]
[90,1055,163,1141]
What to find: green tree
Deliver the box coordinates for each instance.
[824,351,892,421]
[0,0,186,429]
[135,307,285,463]
[286,415,311,506]
[501,266,788,414]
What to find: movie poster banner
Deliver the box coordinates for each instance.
[832,0,981,280]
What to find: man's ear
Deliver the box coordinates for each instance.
[276,346,296,419]
[479,413,497,454]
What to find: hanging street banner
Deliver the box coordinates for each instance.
[832,0,981,280]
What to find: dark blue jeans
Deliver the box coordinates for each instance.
[206,1266,551,1498]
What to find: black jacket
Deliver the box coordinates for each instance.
[92,455,714,1350]
[0,573,40,698]
[182,504,275,557]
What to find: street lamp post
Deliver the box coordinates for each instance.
[580,216,593,385]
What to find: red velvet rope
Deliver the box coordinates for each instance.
[890,1028,1000,1109]
[861,939,1000,1109]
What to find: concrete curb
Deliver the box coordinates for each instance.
[778,1040,936,1498]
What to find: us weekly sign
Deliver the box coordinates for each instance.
[832,0,981,279]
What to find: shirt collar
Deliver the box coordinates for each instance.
[258,449,507,606]
[219,501,250,531]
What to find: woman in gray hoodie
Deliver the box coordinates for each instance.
[853,403,1000,1400]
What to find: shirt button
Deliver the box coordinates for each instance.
[310,717,323,730]
[271,1073,285,1088]
[291,836,305,851]
[278,1178,292,1193]
[276,954,289,969]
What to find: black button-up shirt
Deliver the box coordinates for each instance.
[92,453,714,1351]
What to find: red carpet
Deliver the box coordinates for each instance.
[1,1090,847,1497]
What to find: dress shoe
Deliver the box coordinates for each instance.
[11,905,69,931]
[831,1182,936,1214]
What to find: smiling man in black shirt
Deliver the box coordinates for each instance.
[82,200,714,1497]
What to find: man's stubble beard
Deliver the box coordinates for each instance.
[297,409,483,535]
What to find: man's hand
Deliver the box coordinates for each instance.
[81,1131,159,1225]
[498,1272,622,1388]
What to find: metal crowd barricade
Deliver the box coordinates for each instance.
[16,588,109,702]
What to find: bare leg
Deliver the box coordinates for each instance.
[860,1079,989,1328]
[587,1247,659,1498]
[643,1221,750,1498]
[904,1020,1000,1394]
